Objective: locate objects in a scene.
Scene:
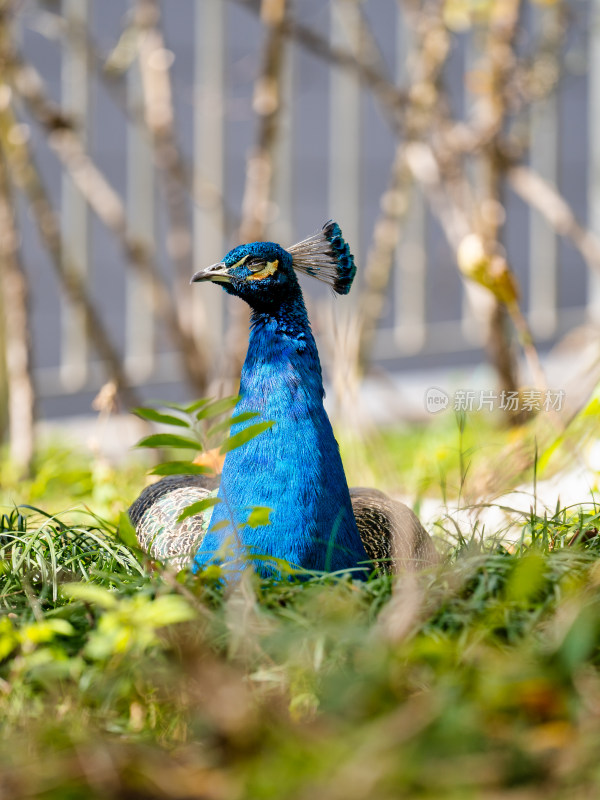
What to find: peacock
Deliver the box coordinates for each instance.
[129,221,435,577]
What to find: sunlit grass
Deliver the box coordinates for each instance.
[0,441,149,521]
[1,406,600,797]
[2,502,600,797]
[338,409,504,497]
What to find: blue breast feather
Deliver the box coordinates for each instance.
[193,294,369,578]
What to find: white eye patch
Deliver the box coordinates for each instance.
[231,253,270,274]
[245,257,267,273]
[247,259,279,282]
[231,254,249,269]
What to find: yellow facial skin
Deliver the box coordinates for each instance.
[247,259,279,282]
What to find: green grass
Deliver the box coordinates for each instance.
[2,502,600,798]
[1,411,600,798]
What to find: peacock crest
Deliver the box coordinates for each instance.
[288,219,357,295]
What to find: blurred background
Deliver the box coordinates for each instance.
[0,0,599,478]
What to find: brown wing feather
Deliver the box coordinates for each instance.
[129,477,435,574]
[350,487,437,573]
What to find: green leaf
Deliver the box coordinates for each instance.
[117,511,139,549]
[61,583,119,609]
[246,506,272,528]
[155,400,193,412]
[150,461,214,476]
[506,551,546,604]
[20,619,75,644]
[220,421,275,454]
[0,633,18,661]
[558,605,599,674]
[177,496,221,523]
[196,396,240,421]
[206,411,260,439]
[200,564,223,581]
[135,433,201,450]
[209,519,231,533]
[135,595,196,627]
[185,397,213,414]
[132,407,190,428]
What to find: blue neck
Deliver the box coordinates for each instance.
[194,291,368,578]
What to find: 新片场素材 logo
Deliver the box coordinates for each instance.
[425,387,450,414]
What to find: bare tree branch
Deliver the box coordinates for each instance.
[358,146,414,367]
[28,4,239,237]
[223,0,290,386]
[509,165,600,276]
[231,0,406,131]
[8,51,209,394]
[475,0,530,406]
[0,103,141,411]
[132,0,208,353]
[239,0,288,242]
[358,2,455,370]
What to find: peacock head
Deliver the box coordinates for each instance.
[191,221,357,309]
[191,240,297,309]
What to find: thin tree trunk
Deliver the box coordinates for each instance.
[239,0,288,243]
[133,0,209,376]
[226,0,288,386]
[0,149,35,476]
[486,303,525,422]
[0,300,6,442]
[358,2,452,370]
[477,0,524,419]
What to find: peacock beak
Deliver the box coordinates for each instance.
[190,262,232,284]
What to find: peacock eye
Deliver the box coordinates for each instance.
[246,257,266,273]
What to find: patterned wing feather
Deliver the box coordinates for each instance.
[129,477,436,574]
[350,488,437,573]
[129,475,218,570]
